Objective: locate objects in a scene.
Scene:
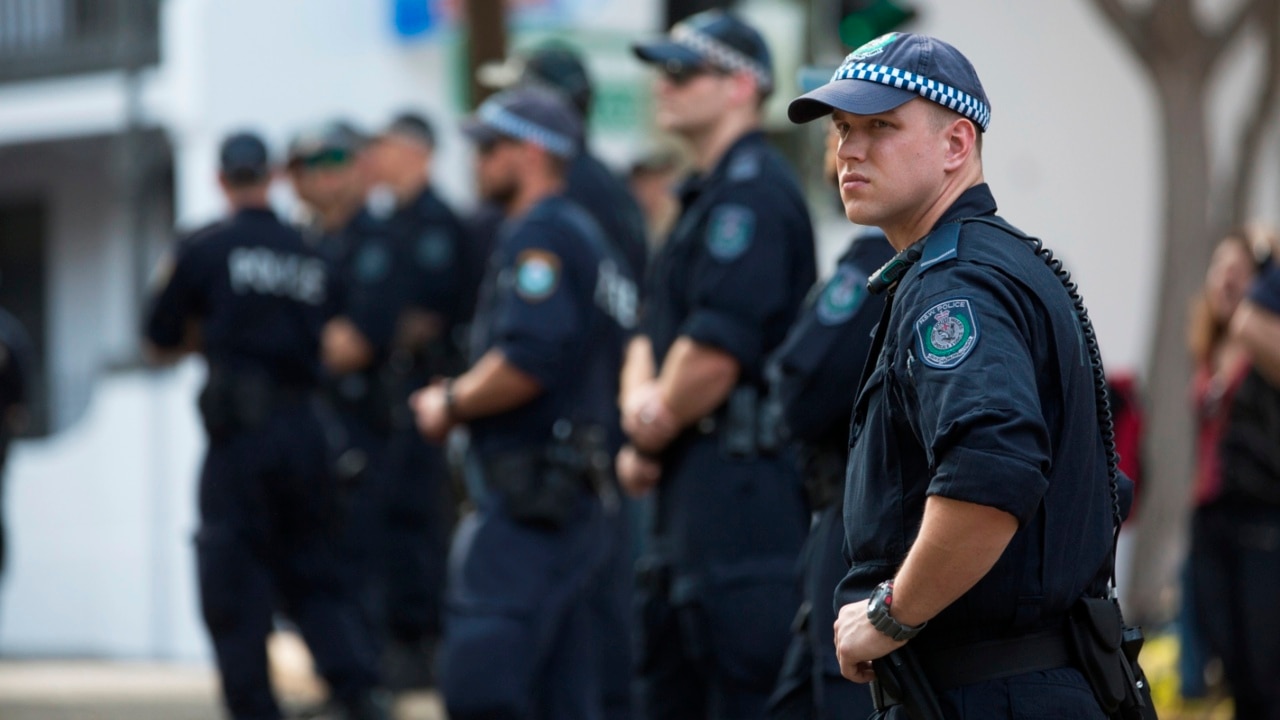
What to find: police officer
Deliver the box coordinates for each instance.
[478,43,650,720]
[477,42,649,283]
[0,303,32,598]
[621,11,816,718]
[410,86,637,720]
[365,111,474,689]
[788,33,1135,717]
[143,131,386,720]
[287,121,403,641]
[766,127,892,720]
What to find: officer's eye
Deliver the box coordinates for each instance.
[870,118,893,130]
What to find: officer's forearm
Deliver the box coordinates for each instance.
[889,495,1018,628]
[620,335,656,408]
[450,350,542,421]
[1232,301,1280,387]
[657,338,740,428]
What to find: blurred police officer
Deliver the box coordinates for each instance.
[621,11,817,719]
[765,127,891,720]
[0,303,32,598]
[789,33,1141,717]
[479,42,651,720]
[365,111,474,689]
[143,131,386,720]
[477,42,649,283]
[287,121,404,642]
[410,86,637,720]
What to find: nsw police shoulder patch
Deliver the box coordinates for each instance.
[816,266,867,326]
[706,205,754,262]
[355,244,391,283]
[417,230,455,270]
[514,249,561,302]
[914,298,979,369]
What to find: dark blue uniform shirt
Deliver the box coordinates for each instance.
[385,186,475,328]
[468,195,637,457]
[836,184,1116,647]
[145,208,336,387]
[643,131,816,386]
[311,208,404,359]
[770,232,894,449]
[567,151,649,285]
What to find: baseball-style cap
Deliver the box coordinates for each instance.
[286,121,360,169]
[477,44,593,116]
[461,86,583,159]
[787,32,991,132]
[632,9,773,96]
[219,131,270,183]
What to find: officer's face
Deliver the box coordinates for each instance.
[1206,239,1256,322]
[830,100,953,237]
[474,137,521,208]
[652,63,734,136]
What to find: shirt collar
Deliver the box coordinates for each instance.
[676,130,767,200]
[931,182,998,230]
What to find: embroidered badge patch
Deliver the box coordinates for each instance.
[514,249,561,302]
[416,230,454,270]
[706,205,755,262]
[816,266,867,326]
[914,298,979,369]
[355,244,391,283]
[851,32,901,60]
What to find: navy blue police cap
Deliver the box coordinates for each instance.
[461,86,583,159]
[632,9,774,96]
[788,32,991,132]
[383,111,436,147]
[219,131,270,183]
[477,44,594,117]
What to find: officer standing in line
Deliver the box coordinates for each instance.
[364,111,474,690]
[765,125,891,720]
[619,10,816,718]
[478,42,649,720]
[410,86,637,720]
[287,122,403,638]
[788,33,1140,717]
[143,132,387,720]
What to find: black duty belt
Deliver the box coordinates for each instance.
[879,629,1073,707]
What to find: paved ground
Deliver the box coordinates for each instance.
[0,633,445,720]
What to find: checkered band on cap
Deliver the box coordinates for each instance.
[477,102,576,157]
[671,23,772,92]
[830,60,990,131]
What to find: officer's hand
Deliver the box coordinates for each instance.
[410,383,453,444]
[617,444,662,498]
[623,385,681,454]
[834,600,906,683]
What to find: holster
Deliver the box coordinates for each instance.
[717,386,783,461]
[482,425,606,529]
[871,648,945,720]
[1064,596,1158,719]
[198,366,283,441]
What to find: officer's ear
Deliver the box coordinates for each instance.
[941,114,979,172]
[725,70,760,109]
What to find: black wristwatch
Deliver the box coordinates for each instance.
[867,580,927,642]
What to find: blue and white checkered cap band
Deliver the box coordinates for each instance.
[672,24,772,92]
[477,102,576,158]
[830,61,990,131]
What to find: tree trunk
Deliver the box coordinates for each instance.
[1125,67,1214,624]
